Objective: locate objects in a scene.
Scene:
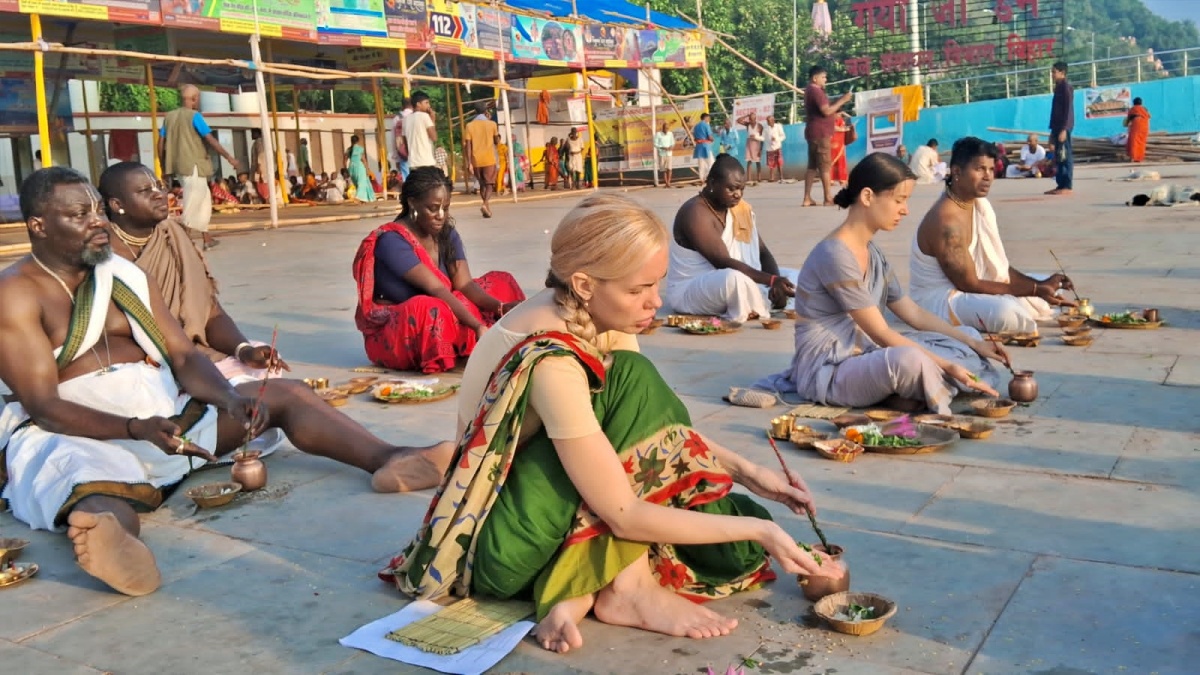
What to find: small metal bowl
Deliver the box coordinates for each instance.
[186,482,243,509]
[761,319,783,330]
[0,538,30,566]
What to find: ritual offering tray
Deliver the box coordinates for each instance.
[1062,325,1092,337]
[318,390,350,407]
[813,438,864,462]
[1061,334,1094,347]
[843,423,957,455]
[971,398,1017,418]
[1056,315,1088,329]
[372,379,460,404]
[831,413,872,429]
[864,409,905,423]
[665,314,717,327]
[957,421,996,439]
[0,561,38,589]
[813,591,898,637]
[789,425,830,450]
[999,332,1041,347]
[677,317,741,335]
[642,318,665,335]
[1091,311,1163,330]
[0,538,29,566]
[342,376,379,395]
[186,482,242,509]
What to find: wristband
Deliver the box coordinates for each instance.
[769,275,777,287]
[126,417,137,440]
[235,342,253,361]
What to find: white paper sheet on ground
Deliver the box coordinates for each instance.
[340,599,535,675]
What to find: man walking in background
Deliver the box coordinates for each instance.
[160,83,240,250]
[654,121,675,187]
[1047,61,1074,195]
[802,65,851,206]
[464,102,500,217]
[403,91,437,170]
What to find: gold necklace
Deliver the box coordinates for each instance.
[109,222,152,253]
[944,188,975,211]
[30,253,77,304]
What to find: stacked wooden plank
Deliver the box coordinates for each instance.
[989,128,1200,163]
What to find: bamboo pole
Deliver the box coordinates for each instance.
[572,0,599,190]
[372,78,389,197]
[648,69,658,187]
[399,49,411,98]
[265,42,290,205]
[451,56,468,193]
[442,82,457,184]
[292,86,303,174]
[80,82,97,182]
[31,15,52,167]
[490,8,518,203]
[249,34,279,228]
[146,62,161,179]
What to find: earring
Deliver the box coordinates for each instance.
[118,208,125,214]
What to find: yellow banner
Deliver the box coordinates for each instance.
[219,17,283,38]
[361,36,406,50]
[19,0,108,20]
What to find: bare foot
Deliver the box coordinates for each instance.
[532,594,593,653]
[823,200,836,206]
[802,199,817,207]
[67,511,160,596]
[371,441,456,492]
[594,579,737,639]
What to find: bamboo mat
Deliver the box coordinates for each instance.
[386,598,534,655]
[786,403,852,420]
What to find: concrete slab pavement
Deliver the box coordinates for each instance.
[2,162,1198,674]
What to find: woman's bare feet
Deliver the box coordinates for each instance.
[532,594,594,653]
[67,511,161,596]
[594,563,737,639]
[371,441,456,492]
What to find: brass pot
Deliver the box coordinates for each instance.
[230,449,267,491]
[1008,370,1038,403]
[1077,298,1094,317]
[798,544,849,602]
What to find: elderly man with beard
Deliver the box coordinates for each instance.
[909,137,1075,335]
[0,168,452,597]
[666,154,796,322]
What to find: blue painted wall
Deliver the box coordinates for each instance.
[733,75,1200,177]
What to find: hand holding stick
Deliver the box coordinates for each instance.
[976,314,1016,375]
[1048,249,1083,303]
[766,433,830,550]
[244,326,279,448]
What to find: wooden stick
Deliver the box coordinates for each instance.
[766,433,830,550]
[244,327,279,448]
[1047,249,1083,302]
[977,314,1016,376]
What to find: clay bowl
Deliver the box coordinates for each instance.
[864,409,905,423]
[642,318,665,335]
[782,309,798,320]
[1062,325,1092,337]
[971,398,1017,418]
[814,591,898,637]
[0,537,30,566]
[1056,315,1088,329]
[789,425,830,449]
[761,319,783,330]
[831,413,872,429]
[1061,334,1094,347]
[957,421,995,439]
[186,482,243,509]
[318,391,350,407]
[1002,332,1041,347]
[813,438,865,463]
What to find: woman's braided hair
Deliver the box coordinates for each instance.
[545,193,668,348]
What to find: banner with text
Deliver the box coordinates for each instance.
[732,94,777,126]
[317,0,390,46]
[163,0,317,41]
[12,0,162,25]
[509,14,583,67]
[594,98,705,172]
[384,0,431,48]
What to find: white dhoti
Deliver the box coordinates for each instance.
[666,200,796,322]
[181,167,213,233]
[0,256,219,531]
[910,197,1054,335]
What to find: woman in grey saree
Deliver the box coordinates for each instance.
[758,154,1008,414]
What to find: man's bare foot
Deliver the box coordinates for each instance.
[371,441,456,492]
[532,594,593,653]
[823,200,835,206]
[802,199,817,207]
[67,511,161,596]
[594,579,737,639]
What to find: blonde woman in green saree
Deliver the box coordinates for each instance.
[380,194,842,653]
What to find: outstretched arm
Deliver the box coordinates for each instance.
[676,204,774,286]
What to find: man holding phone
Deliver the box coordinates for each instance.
[802,66,852,207]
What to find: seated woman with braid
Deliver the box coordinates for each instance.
[379,194,841,654]
[352,167,525,373]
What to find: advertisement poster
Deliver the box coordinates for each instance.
[384,0,430,48]
[475,6,510,56]
[594,98,705,172]
[638,30,687,66]
[0,77,73,130]
[15,0,162,25]
[582,25,639,67]
[866,93,903,155]
[162,0,317,41]
[427,0,480,54]
[317,0,388,45]
[1084,86,1133,119]
[510,14,582,66]
[732,94,776,125]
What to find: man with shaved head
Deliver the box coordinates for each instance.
[159,83,239,250]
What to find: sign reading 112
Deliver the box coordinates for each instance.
[430,12,465,40]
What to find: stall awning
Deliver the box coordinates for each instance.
[501,0,696,31]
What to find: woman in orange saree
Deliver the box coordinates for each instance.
[1124,97,1151,163]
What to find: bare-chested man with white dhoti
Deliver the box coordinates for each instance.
[0,168,452,596]
[910,137,1075,335]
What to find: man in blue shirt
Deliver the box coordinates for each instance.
[715,117,738,156]
[159,84,240,250]
[692,113,715,180]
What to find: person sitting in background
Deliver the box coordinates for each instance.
[352,167,526,373]
[210,177,238,207]
[666,155,796,322]
[341,168,358,201]
[756,153,1007,414]
[235,172,262,205]
[298,168,319,201]
[1006,134,1047,178]
[910,137,1075,335]
[387,169,401,192]
[910,139,945,184]
[896,145,908,163]
[167,180,184,217]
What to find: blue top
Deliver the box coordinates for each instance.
[715,126,738,154]
[692,120,713,159]
[374,229,467,304]
[159,109,211,137]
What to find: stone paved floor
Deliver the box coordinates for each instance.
[2,164,1198,675]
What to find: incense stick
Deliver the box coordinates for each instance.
[766,432,830,550]
[244,326,278,448]
[1047,249,1083,302]
[976,314,1016,376]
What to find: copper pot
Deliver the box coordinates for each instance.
[230,449,267,491]
[1143,308,1159,323]
[797,544,849,602]
[1008,370,1038,403]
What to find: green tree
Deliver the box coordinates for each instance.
[99,82,180,112]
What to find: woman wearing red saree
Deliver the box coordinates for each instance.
[352,167,526,373]
[830,114,851,186]
[1124,97,1151,163]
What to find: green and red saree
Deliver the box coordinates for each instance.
[379,332,776,619]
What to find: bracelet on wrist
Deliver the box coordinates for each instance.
[235,342,252,360]
[126,417,138,440]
